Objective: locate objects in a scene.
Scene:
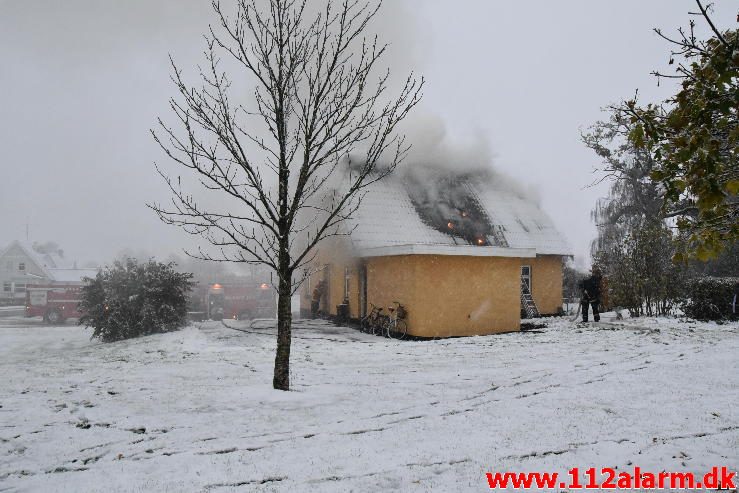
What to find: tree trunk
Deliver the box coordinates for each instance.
[273,271,292,391]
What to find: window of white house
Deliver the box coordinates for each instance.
[18,262,25,272]
[3,282,10,292]
[14,283,26,293]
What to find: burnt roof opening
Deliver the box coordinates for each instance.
[405,171,508,247]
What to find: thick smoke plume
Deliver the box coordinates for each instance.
[325,2,538,249]
[362,4,539,244]
[390,114,526,246]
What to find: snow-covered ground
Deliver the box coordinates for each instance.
[1,316,737,492]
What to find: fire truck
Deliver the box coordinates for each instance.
[26,280,276,324]
[191,282,276,320]
[26,285,83,324]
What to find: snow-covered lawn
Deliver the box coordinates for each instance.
[1,316,737,492]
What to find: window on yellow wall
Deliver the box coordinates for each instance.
[344,267,351,301]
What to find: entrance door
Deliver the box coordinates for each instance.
[359,264,368,318]
[321,264,331,313]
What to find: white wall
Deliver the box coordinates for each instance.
[0,244,50,302]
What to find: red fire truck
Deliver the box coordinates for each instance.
[26,280,276,324]
[26,285,83,324]
[190,282,276,320]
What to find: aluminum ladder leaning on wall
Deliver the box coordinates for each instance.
[520,279,540,319]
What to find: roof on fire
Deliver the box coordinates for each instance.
[338,170,573,258]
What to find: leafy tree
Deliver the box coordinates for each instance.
[593,224,687,317]
[149,0,422,390]
[619,1,738,260]
[586,2,736,313]
[79,259,194,342]
[582,115,666,256]
[582,116,686,315]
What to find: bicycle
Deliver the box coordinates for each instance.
[360,303,385,335]
[383,301,408,339]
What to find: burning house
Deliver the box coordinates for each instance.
[301,166,572,337]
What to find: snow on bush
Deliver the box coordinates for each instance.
[682,276,739,321]
[78,259,194,342]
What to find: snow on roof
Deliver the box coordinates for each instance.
[14,241,70,269]
[47,268,98,284]
[349,176,455,250]
[473,185,573,255]
[341,170,572,257]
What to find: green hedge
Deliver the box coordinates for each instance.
[682,277,739,321]
[79,259,194,342]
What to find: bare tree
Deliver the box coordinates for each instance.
[149,0,423,390]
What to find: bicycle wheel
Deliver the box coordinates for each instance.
[383,318,393,338]
[372,318,382,335]
[376,316,389,337]
[394,319,408,340]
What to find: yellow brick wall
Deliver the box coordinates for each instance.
[526,255,564,315]
[302,245,563,336]
[365,255,521,337]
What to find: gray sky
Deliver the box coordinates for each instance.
[0,0,735,266]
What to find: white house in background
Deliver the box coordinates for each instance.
[0,241,97,303]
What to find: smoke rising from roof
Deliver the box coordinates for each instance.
[4,1,721,265]
[362,3,539,205]
[397,112,538,203]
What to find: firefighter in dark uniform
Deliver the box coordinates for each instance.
[579,267,603,322]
